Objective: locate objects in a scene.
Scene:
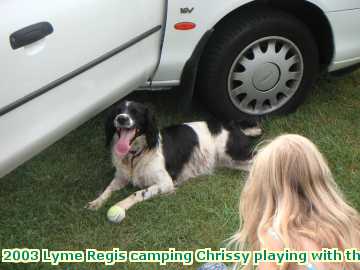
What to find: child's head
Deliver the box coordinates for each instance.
[231,134,360,267]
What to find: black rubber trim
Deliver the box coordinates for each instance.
[0,25,161,117]
[177,29,214,108]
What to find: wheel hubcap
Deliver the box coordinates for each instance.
[228,36,304,115]
[252,62,280,92]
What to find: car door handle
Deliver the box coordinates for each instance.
[10,22,53,50]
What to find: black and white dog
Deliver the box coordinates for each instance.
[86,101,261,223]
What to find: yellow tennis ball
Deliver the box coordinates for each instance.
[107,205,126,223]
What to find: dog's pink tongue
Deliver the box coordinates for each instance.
[115,129,136,157]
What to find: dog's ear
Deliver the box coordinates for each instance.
[105,107,117,147]
[145,108,159,149]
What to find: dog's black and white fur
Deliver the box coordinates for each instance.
[86,101,262,223]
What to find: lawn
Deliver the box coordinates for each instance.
[0,71,359,270]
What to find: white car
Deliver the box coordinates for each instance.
[1,0,360,177]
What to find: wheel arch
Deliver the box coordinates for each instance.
[207,0,334,71]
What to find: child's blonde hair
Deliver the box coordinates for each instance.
[230,134,360,269]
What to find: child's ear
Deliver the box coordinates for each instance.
[145,108,159,149]
[104,107,117,147]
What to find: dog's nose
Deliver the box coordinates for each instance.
[116,114,130,126]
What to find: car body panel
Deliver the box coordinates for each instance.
[0,0,164,110]
[310,0,360,12]
[153,0,254,84]
[327,9,360,71]
[0,34,162,178]
[152,0,360,85]
[0,0,165,177]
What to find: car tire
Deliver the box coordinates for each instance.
[196,7,319,119]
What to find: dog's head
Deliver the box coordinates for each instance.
[105,101,158,157]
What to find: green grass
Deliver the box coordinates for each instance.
[1,71,360,270]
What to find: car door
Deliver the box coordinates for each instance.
[0,0,166,177]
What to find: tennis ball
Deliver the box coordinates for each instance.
[107,205,126,223]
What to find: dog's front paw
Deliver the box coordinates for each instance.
[85,199,103,211]
[107,205,126,223]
